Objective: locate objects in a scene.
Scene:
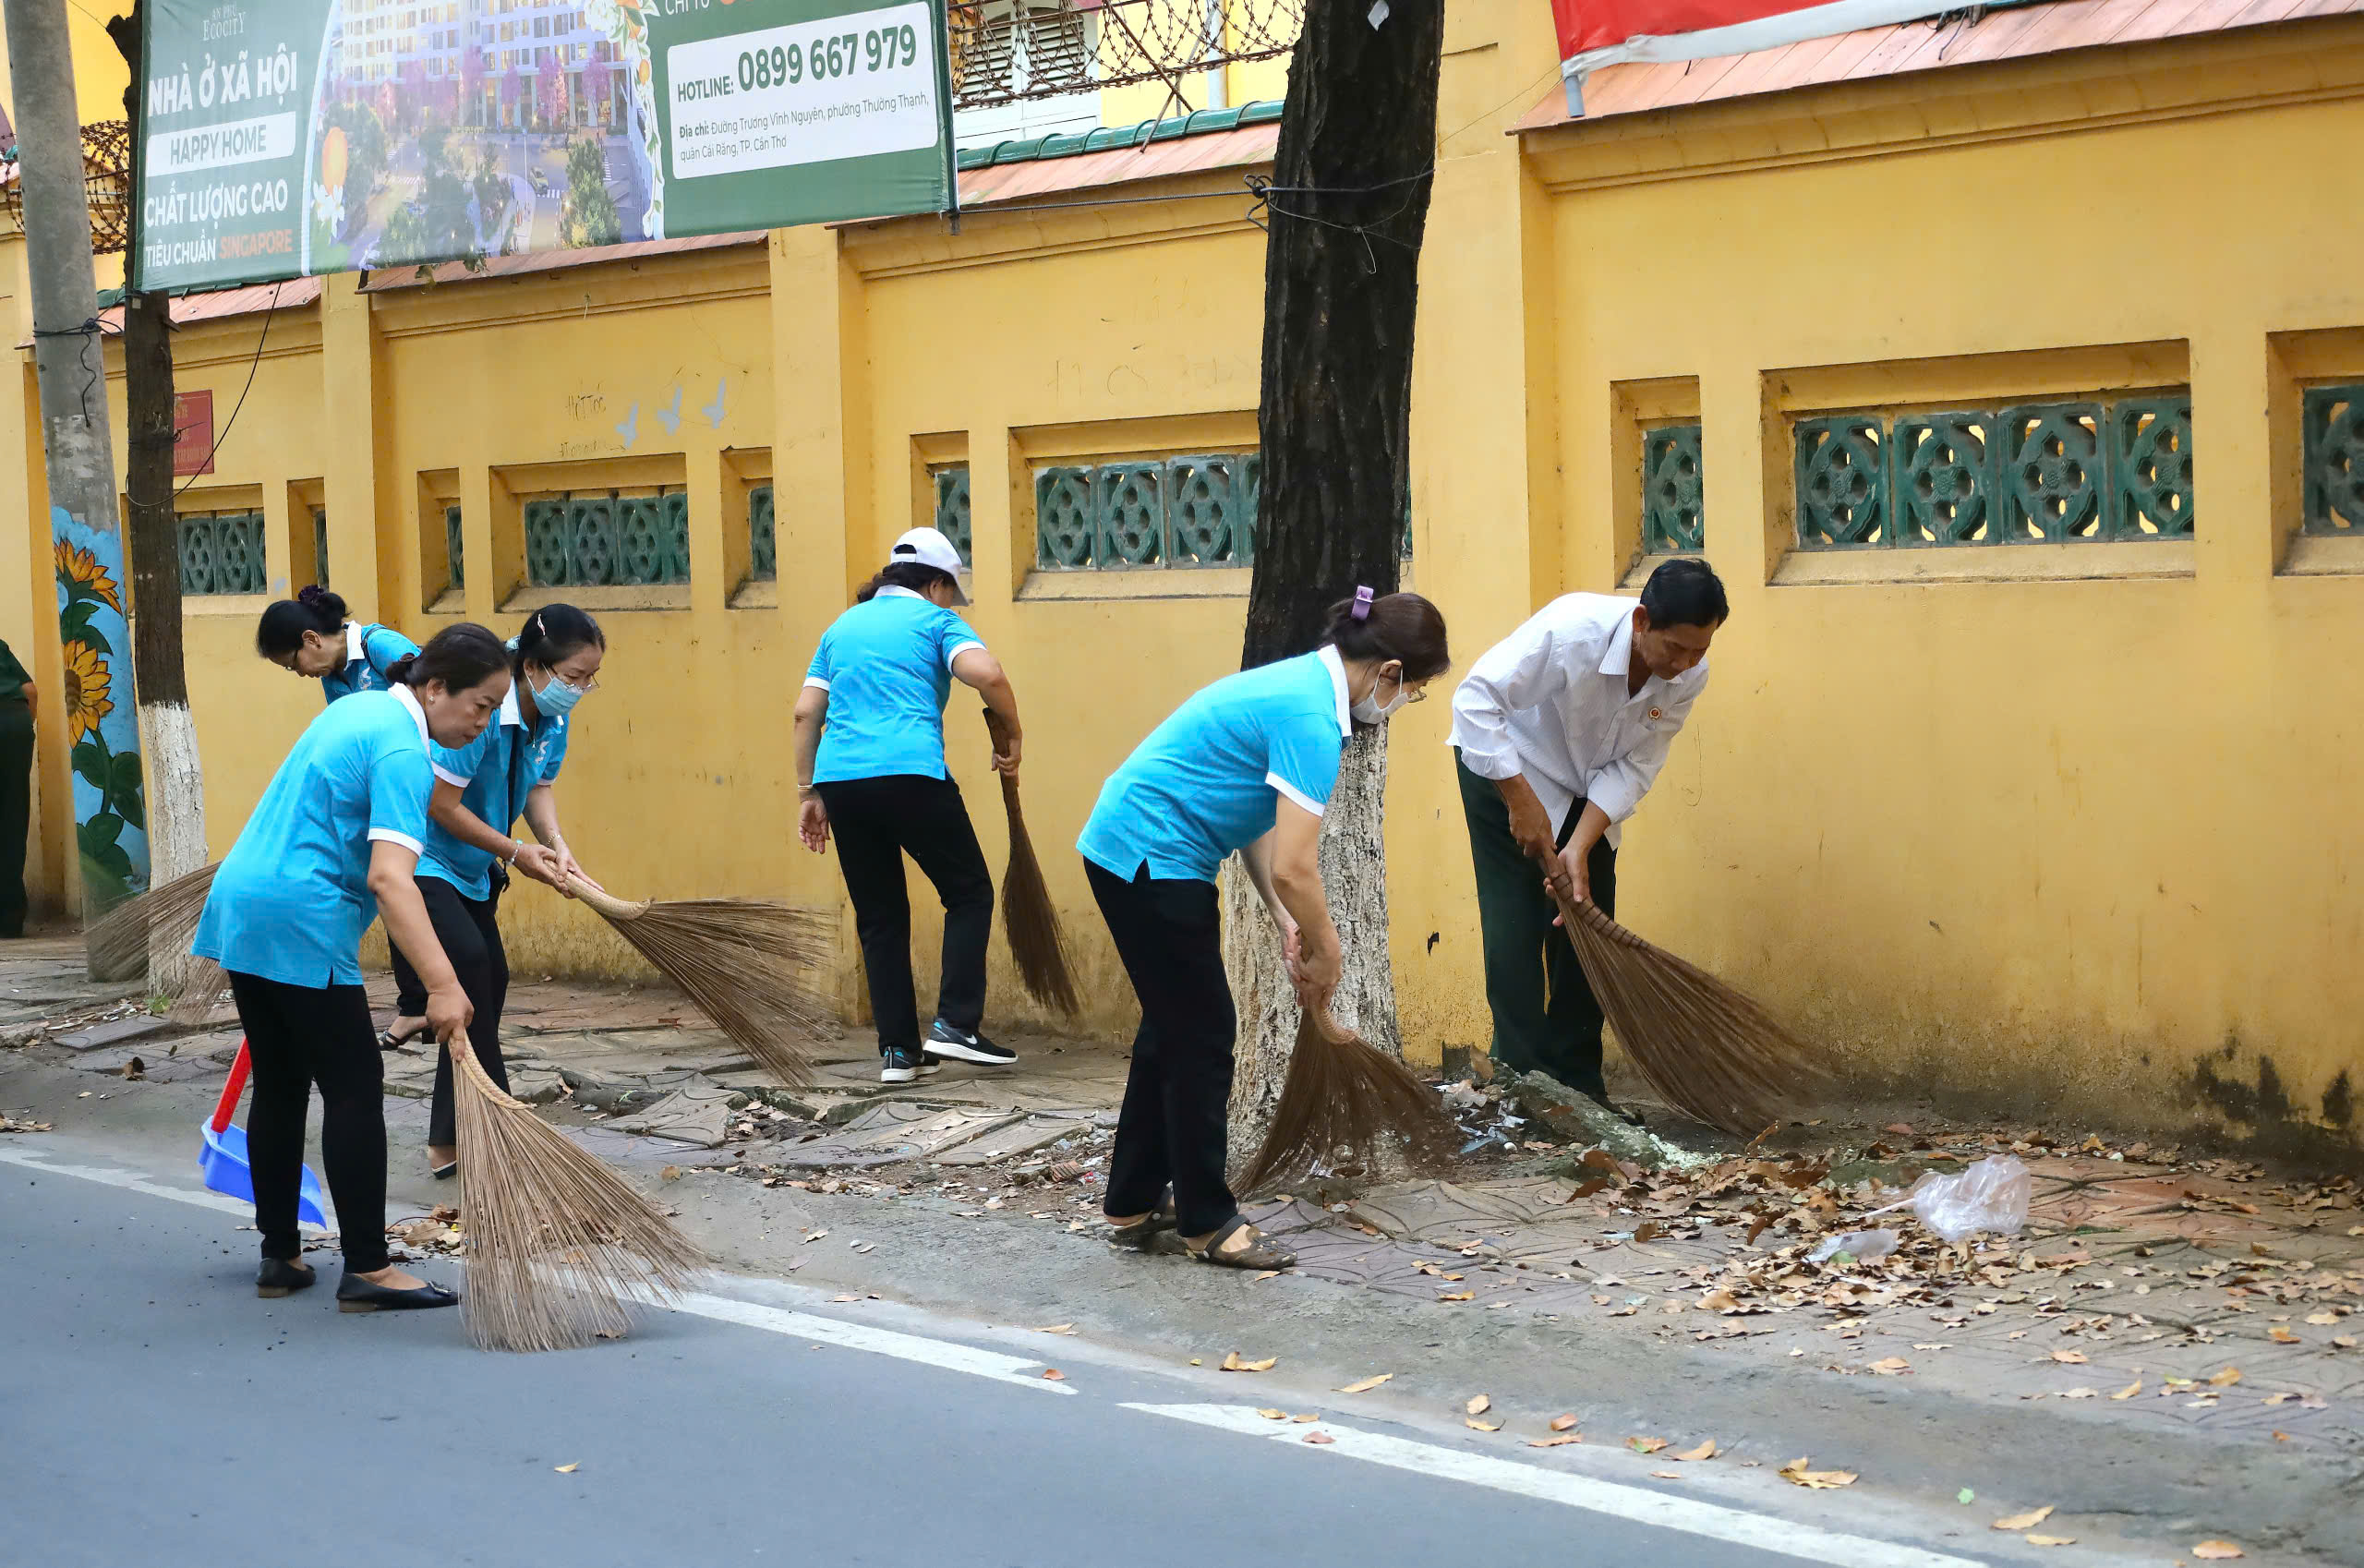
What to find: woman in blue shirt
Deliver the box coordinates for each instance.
[795,527,1026,1084]
[387,603,603,1181]
[256,586,421,706]
[1079,589,1450,1270]
[191,622,510,1311]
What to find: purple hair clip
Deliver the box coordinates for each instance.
[297,584,324,606]
[1351,585,1374,621]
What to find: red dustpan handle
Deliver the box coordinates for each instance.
[210,1039,249,1134]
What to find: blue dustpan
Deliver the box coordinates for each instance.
[200,1040,330,1228]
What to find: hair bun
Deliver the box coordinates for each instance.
[297,584,324,605]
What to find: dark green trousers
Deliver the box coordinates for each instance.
[1455,750,1617,1098]
[0,706,31,938]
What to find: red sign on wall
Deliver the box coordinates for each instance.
[172,390,214,476]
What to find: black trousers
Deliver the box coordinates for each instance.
[387,875,511,1147]
[0,706,30,937]
[816,774,993,1055]
[1455,752,1620,1099]
[1087,858,1236,1238]
[225,971,390,1272]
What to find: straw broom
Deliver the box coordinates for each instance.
[981,707,1080,1017]
[449,1028,706,1351]
[563,875,830,1086]
[85,861,218,982]
[1550,887,1828,1136]
[1231,1007,1462,1197]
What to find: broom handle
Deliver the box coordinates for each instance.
[564,873,648,922]
[981,707,1022,808]
[209,1039,249,1134]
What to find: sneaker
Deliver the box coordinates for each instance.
[926,1019,1017,1067]
[880,1047,939,1084]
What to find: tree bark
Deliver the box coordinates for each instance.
[1223,0,1442,1147]
[112,4,209,986]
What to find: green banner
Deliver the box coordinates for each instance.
[134,0,955,291]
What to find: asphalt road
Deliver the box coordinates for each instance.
[0,1138,2012,1568]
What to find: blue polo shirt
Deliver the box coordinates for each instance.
[416,682,572,900]
[320,621,419,705]
[1079,646,1353,884]
[803,587,985,784]
[191,685,433,987]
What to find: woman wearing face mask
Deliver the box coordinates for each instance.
[255,586,421,706]
[795,527,1024,1084]
[1078,587,1450,1270]
[384,603,606,1180]
[190,622,510,1310]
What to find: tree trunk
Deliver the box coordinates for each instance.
[1222,0,1442,1142]
[113,5,209,988]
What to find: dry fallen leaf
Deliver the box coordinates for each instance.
[829,1295,859,1303]
[1993,1506,2055,1531]
[2207,1367,2244,1387]
[1779,1457,1857,1490]
[1042,1369,1066,1381]
[1651,1470,1684,1479]
[1257,1408,1287,1420]
[2049,1349,2088,1365]
[1627,1436,1669,1453]
[1465,1417,1503,1432]
[1292,1413,1319,1423]
[2268,1326,2299,1344]
[1868,1357,1912,1376]
[2111,1381,2142,1401]
[1671,1439,1717,1462]
[658,1165,681,1182]
[1438,1290,1476,1302]
[1528,1434,1583,1448]
[1465,1394,1491,1417]
[1550,1413,1580,1432]
[1035,1324,1075,1335]
[1303,1431,1334,1445]
[2335,1335,2358,1350]
[1336,1374,1393,1393]
[2304,1312,2339,1326]
[2025,1534,2077,1548]
[554,1464,579,1474]
[1220,1353,1277,1373]
[2191,1542,2245,1560]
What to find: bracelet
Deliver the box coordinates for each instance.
[503,841,519,867]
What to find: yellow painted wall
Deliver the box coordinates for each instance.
[5,5,2360,1161]
[0,6,132,132]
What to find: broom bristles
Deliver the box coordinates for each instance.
[1552,890,1830,1136]
[1231,1010,1462,1198]
[983,708,1080,1017]
[451,1030,706,1352]
[85,862,219,982]
[568,879,830,1087]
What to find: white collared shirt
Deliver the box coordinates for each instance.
[1448,593,1708,846]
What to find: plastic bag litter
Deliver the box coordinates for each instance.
[1807,1227,1900,1265]
[1867,1153,2031,1244]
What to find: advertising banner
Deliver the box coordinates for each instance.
[1551,0,1954,100]
[135,0,956,290]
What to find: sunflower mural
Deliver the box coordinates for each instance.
[51,510,150,909]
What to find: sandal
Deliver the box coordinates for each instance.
[1106,1197,1179,1252]
[378,1019,427,1053]
[1185,1214,1296,1272]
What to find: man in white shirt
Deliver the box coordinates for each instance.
[1446,559,1728,1116]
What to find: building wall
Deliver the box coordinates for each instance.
[6,6,2361,1161]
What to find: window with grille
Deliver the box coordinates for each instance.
[1035,453,1257,571]
[1793,394,2192,548]
[178,510,269,595]
[1641,426,1704,554]
[932,466,972,564]
[522,488,690,585]
[2303,385,2364,536]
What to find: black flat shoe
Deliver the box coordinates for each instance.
[430,1161,457,1181]
[337,1274,460,1313]
[257,1258,316,1297]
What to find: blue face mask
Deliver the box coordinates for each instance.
[532,670,585,718]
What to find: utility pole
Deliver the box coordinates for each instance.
[3,0,154,959]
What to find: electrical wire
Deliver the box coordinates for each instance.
[121,283,282,511]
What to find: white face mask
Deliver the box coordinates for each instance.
[1350,664,1410,726]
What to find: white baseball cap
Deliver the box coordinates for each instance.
[888,527,970,604]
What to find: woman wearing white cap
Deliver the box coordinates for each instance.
[795,528,1025,1083]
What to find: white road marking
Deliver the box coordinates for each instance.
[5,1142,1069,1394]
[1123,1404,1991,1568]
[0,1143,312,1225]
[672,1292,1074,1394]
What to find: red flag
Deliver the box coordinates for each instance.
[1551,0,1959,106]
